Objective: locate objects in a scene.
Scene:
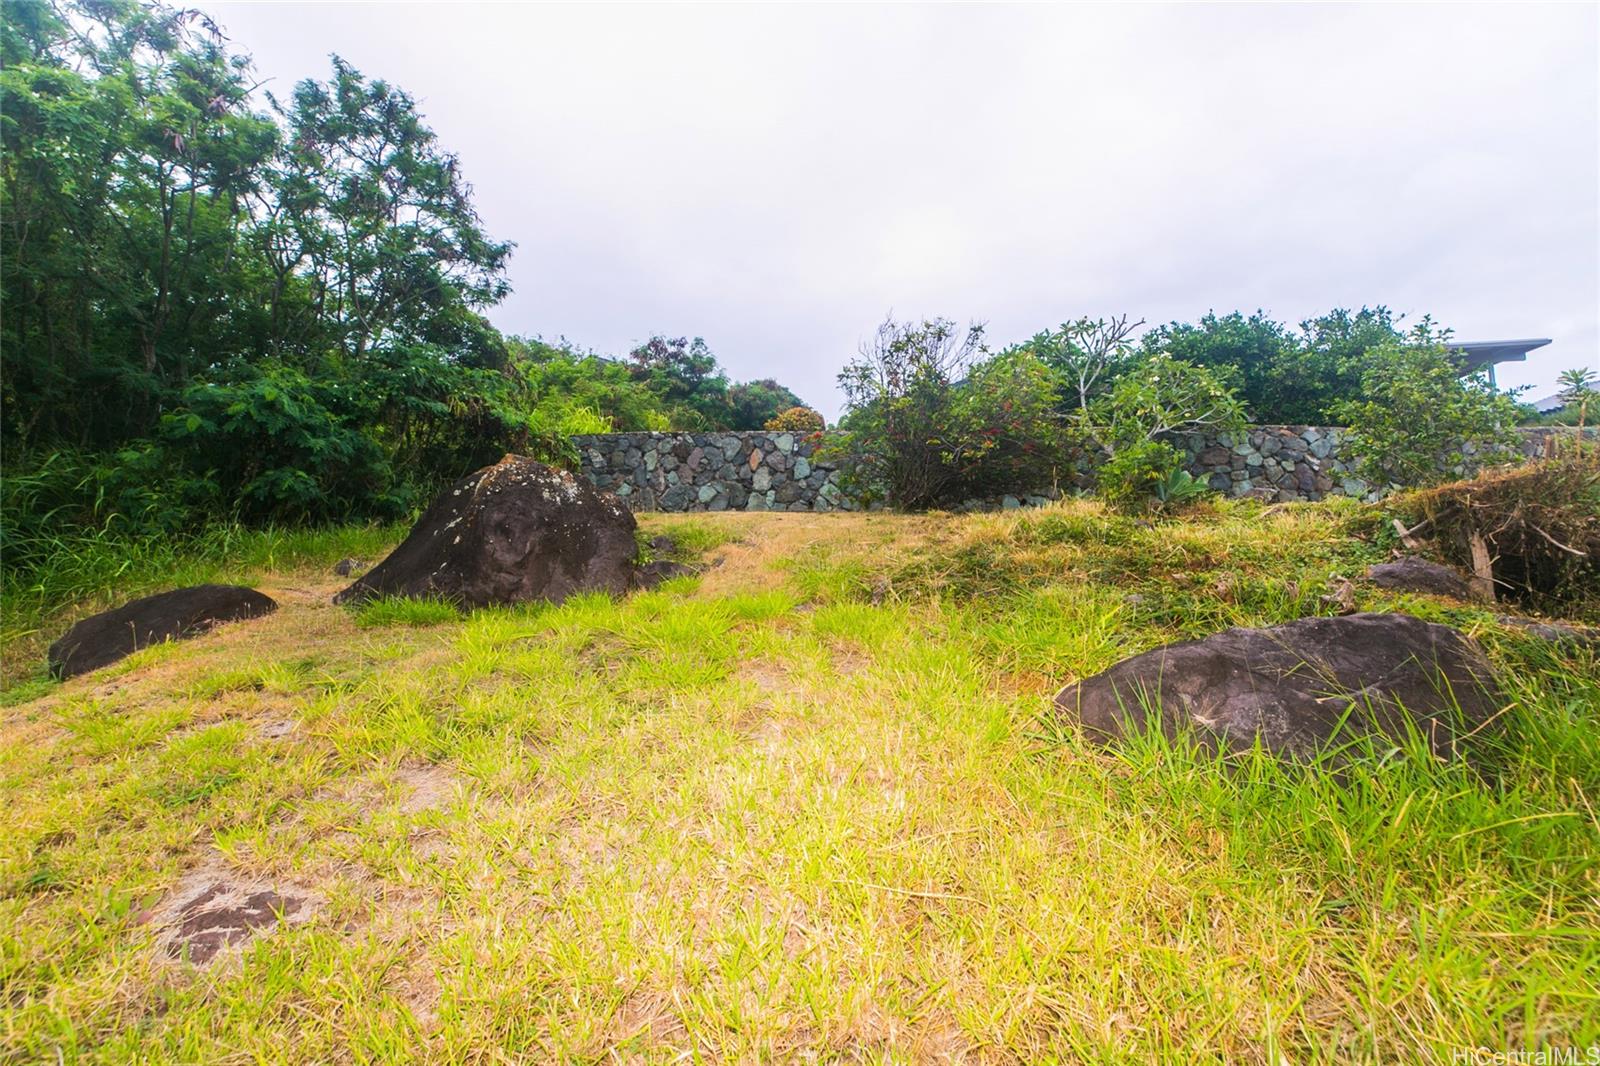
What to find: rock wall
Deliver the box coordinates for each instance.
[575,426,1586,512]
[1178,425,1586,504]
[1178,426,1364,502]
[572,431,858,512]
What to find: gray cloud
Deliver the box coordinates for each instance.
[215,1,1598,417]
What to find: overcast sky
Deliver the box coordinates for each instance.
[213,1,1598,418]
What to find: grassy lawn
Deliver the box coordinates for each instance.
[2,502,1597,1062]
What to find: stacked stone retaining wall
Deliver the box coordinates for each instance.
[572,431,855,512]
[575,426,1586,512]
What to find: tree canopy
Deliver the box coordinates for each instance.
[1,0,808,546]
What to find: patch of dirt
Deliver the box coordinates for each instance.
[312,775,380,808]
[750,715,813,758]
[679,512,943,600]
[829,645,871,677]
[595,988,687,1053]
[258,718,298,739]
[906,1011,975,1063]
[739,659,789,692]
[0,714,67,759]
[144,864,318,966]
[409,832,454,862]
[394,765,457,814]
[396,962,442,1030]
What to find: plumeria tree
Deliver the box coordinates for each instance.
[1077,354,1247,503]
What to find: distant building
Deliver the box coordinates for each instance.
[1448,338,1551,387]
[1529,392,1569,416]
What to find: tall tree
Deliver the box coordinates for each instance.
[725,378,805,430]
[1,0,278,447]
[627,335,730,427]
[269,57,511,364]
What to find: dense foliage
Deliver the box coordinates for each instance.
[0,0,806,559]
[832,314,1250,510]
[1006,316,1246,503]
[835,304,1543,511]
[1080,355,1247,503]
[624,336,803,431]
[832,318,1069,509]
[1333,342,1525,489]
[1137,306,1450,425]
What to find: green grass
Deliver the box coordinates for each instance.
[1,502,1596,1062]
[1,521,407,689]
[644,515,742,555]
[352,597,463,628]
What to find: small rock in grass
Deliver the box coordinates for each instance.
[1495,615,1599,648]
[632,560,698,590]
[332,558,367,577]
[1365,557,1480,601]
[154,875,313,965]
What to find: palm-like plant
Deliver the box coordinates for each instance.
[1555,367,1597,458]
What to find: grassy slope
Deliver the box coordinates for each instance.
[1,522,410,695]
[1,502,1597,1062]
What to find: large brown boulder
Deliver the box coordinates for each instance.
[1053,612,1502,763]
[49,585,278,679]
[335,455,639,609]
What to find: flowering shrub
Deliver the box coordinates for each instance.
[764,406,826,433]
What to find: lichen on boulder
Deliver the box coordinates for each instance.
[335,454,640,610]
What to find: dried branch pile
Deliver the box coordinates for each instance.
[1393,454,1600,619]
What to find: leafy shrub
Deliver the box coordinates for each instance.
[1095,440,1187,505]
[727,380,806,430]
[948,349,1071,498]
[512,339,673,433]
[1077,355,1246,506]
[764,406,826,433]
[1332,342,1524,489]
[1138,311,1288,419]
[833,317,1068,509]
[1136,305,1434,425]
[161,364,404,525]
[1152,468,1211,509]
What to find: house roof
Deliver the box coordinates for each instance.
[1530,392,1568,414]
[1449,338,1552,372]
